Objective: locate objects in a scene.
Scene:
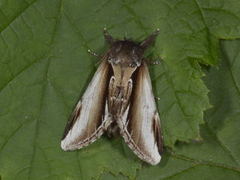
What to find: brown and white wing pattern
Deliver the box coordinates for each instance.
[61,60,112,151]
[118,62,163,165]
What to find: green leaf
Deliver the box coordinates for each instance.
[205,39,240,165]
[137,39,240,179]
[0,0,240,179]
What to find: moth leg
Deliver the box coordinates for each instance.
[120,79,133,115]
[108,76,116,109]
[125,79,133,99]
[103,28,115,45]
[103,102,113,131]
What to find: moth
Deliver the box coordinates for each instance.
[61,29,163,165]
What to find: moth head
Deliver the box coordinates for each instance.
[104,29,159,69]
[106,40,144,68]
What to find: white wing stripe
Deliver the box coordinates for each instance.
[61,61,111,151]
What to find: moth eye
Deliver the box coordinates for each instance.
[129,60,141,67]
[108,57,120,64]
[108,57,114,63]
[129,62,137,68]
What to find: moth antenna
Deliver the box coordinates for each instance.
[103,28,115,45]
[140,29,160,50]
[151,60,161,65]
[87,49,99,57]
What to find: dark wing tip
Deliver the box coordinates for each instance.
[152,112,164,154]
[61,103,82,140]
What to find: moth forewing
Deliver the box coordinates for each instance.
[61,29,163,165]
[118,62,163,165]
[61,60,112,151]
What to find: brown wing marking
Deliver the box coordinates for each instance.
[118,62,162,165]
[61,60,112,151]
[152,111,163,154]
[62,103,82,140]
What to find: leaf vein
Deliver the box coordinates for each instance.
[0,121,26,152]
[163,63,196,133]
[170,150,240,172]
[0,0,38,34]
[27,58,51,180]
[0,55,46,94]
[205,123,240,166]
[27,0,64,179]
[121,0,149,34]
[63,12,92,52]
